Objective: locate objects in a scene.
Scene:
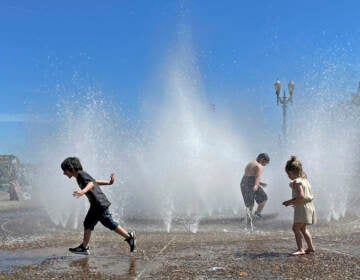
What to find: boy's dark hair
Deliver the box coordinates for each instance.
[61,157,83,172]
[256,153,270,163]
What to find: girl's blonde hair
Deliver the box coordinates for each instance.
[285,155,306,178]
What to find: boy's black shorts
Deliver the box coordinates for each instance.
[83,207,118,231]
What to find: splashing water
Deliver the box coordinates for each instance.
[30,27,360,231]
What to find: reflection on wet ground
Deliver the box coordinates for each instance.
[0,206,359,279]
[235,251,291,259]
[0,247,149,279]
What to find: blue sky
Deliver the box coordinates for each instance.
[1,0,360,159]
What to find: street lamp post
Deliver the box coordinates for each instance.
[274,79,295,141]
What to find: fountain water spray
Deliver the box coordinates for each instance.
[29,27,359,231]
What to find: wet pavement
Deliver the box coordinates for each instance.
[0,204,359,279]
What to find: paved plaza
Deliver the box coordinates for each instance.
[0,203,359,279]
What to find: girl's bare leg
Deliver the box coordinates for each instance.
[300,225,315,253]
[292,223,305,255]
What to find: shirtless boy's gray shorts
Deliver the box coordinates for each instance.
[240,176,268,208]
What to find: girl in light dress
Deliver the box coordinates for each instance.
[282,156,315,256]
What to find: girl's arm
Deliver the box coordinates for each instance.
[282,198,294,206]
[292,182,305,204]
[96,173,115,186]
[283,182,304,206]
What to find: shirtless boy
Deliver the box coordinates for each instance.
[240,153,270,218]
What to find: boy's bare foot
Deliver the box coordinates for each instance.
[305,248,315,254]
[291,250,305,256]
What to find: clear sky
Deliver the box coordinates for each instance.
[1,0,360,159]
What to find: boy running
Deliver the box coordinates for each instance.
[61,157,136,255]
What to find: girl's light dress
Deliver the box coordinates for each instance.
[291,177,315,224]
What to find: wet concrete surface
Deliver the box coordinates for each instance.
[0,205,359,279]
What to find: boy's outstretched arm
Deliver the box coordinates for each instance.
[96,173,115,186]
[73,182,94,197]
